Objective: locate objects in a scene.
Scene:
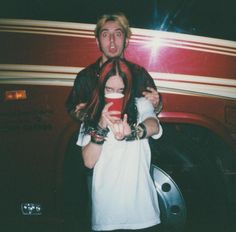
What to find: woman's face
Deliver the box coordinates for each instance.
[104,75,125,95]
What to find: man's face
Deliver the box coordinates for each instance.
[97,21,128,63]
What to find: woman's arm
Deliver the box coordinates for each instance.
[142,117,160,138]
[81,102,120,169]
[82,142,103,169]
[136,97,163,140]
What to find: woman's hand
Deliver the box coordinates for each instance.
[108,114,131,140]
[99,104,131,140]
[99,102,121,129]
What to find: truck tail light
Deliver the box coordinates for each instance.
[4,90,27,101]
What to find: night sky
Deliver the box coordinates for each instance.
[1,0,236,41]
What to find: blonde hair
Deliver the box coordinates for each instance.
[95,12,132,39]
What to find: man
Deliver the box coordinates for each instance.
[64,12,162,232]
[65,12,162,120]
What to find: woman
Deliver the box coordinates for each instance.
[77,58,163,231]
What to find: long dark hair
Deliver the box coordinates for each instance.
[84,58,138,129]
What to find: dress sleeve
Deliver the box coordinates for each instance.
[76,123,91,147]
[137,97,163,139]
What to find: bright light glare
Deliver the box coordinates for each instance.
[144,35,162,66]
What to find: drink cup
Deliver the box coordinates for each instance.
[105,93,124,118]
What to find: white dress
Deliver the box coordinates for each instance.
[77,97,163,231]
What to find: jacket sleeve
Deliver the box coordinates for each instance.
[65,63,99,121]
[139,66,157,91]
[65,72,83,114]
[130,63,163,114]
[129,63,157,98]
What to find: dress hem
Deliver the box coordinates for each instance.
[92,218,161,231]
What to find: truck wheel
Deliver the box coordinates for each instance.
[150,123,230,232]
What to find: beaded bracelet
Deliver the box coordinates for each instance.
[96,125,110,137]
[137,122,147,139]
[125,123,147,141]
[91,135,105,145]
[87,125,109,145]
[87,125,109,137]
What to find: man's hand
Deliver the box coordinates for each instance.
[75,103,87,113]
[142,87,159,107]
[142,87,163,113]
[70,102,87,121]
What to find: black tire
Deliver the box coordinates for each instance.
[150,123,231,232]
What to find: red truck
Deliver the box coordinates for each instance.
[0,18,236,232]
